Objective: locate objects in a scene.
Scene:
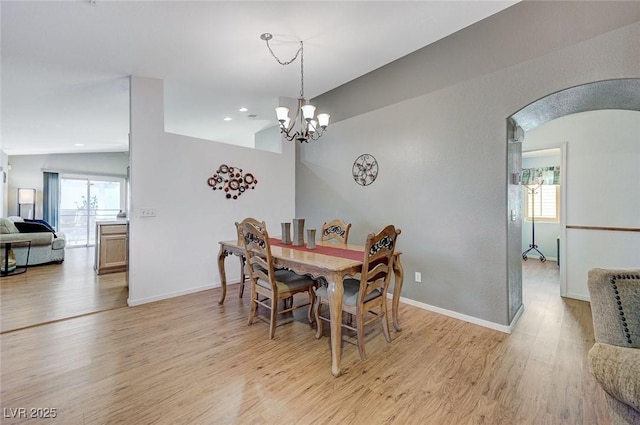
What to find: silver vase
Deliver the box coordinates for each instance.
[306,229,316,249]
[281,222,291,244]
[292,218,305,246]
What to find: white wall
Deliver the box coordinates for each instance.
[6,152,129,219]
[523,110,640,300]
[298,2,640,328]
[128,76,295,305]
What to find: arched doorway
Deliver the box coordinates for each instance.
[506,78,640,324]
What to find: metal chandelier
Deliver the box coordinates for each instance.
[261,33,330,143]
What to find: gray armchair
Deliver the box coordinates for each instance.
[587,268,640,425]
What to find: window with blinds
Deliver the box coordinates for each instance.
[524,185,559,222]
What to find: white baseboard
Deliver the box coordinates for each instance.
[523,256,558,262]
[386,293,518,334]
[129,283,521,334]
[128,282,221,306]
[565,292,590,302]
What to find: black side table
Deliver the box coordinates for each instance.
[0,239,32,277]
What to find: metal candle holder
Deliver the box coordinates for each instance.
[281,222,291,244]
[292,218,305,246]
[306,229,316,249]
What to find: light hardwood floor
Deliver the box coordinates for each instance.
[0,260,609,424]
[0,247,128,333]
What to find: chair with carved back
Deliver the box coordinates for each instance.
[321,218,352,244]
[318,218,352,303]
[313,224,401,360]
[239,220,317,339]
[234,217,265,299]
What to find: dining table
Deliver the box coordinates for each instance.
[217,237,404,377]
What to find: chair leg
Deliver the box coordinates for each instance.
[307,290,316,324]
[268,299,278,339]
[381,303,392,343]
[356,312,367,361]
[282,296,293,310]
[346,313,354,326]
[314,296,323,339]
[248,288,257,325]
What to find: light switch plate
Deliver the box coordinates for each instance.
[140,208,156,217]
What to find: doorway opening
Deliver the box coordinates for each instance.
[506,78,640,325]
[521,148,562,264]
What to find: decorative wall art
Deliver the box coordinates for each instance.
[352,154,378,186]
[207,164,258,199]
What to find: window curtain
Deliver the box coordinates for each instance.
[521,166,560,185]
[43,172,60,230]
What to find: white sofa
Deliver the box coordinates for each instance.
[0,218,66,266]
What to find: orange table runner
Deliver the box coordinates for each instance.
[269,238,364,261]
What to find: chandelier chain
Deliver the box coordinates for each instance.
[264,38,305,98]
[261,32,328,143]
[300,43,304,98]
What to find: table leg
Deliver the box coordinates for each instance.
[2,243,9,277]
[392,255,404,332]
[327,273,344,377]
[24,241,31,271]
[217,245,228,305]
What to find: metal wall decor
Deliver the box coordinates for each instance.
[207,164,258,199]
[352,154,378,186]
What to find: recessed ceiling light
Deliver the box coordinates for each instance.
[74,143,85,147]
[239,107,248,112]
[224,117,232,121]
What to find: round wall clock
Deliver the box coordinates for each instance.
[352,154,378,186]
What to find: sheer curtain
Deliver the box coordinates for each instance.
[43,172,60,231]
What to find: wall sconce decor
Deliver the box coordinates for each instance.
[207,164,258,200]
[352,154,378,186]
[18,188,36,219]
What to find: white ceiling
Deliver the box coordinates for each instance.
[1,1,517,156]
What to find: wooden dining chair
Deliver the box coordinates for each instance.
[234,217,265,299]
[318,218,352,305]
[239,220,317,339]
[321,218,352,244]
[313,224,401,360]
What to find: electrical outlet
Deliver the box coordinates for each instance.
[415,272,422,283]
[140,208,156,217]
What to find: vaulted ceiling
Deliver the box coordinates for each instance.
[1,1,517,155]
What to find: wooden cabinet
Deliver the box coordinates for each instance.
[95,222,128,275]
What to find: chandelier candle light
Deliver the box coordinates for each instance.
[261,33,330,143]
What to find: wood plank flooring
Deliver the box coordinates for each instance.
[0,260,610,424]
[0,247,128,333]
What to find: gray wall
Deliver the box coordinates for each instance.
[296,1,640,327]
